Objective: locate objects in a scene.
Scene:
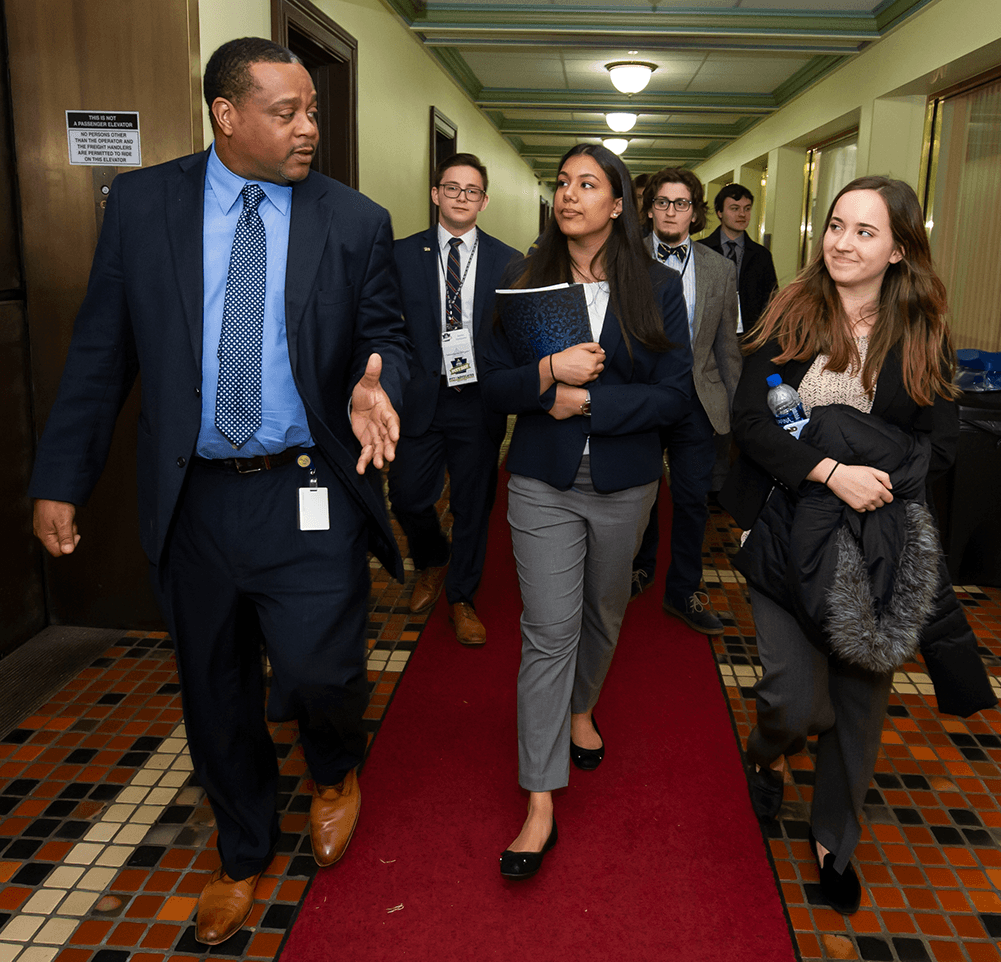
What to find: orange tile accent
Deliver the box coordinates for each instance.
[0,860,19,883]
[928,940,966,962]
[0,886,31,911]
[248,933,284,958]
[846,910,881,933]
[70,920,113,944]
[968,889,1001,912]
[880,911,917,933]
[870,886,907,909]
[157,895,197,922]
[786,906,813,931]
[966,942,1001,962]
[936,889,971,913]
[127,894,165,918]
[915,912,955,937]
[278,879,307,902]
[160,849,194,870]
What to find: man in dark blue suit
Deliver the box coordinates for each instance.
[29,38,409,945]
[388,154,517,645]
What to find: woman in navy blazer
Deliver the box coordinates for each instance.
[480,144,692,879]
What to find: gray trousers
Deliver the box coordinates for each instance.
[746,586,893,873]
[508,458,658,792]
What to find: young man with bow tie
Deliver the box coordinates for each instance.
[632,168,742,635]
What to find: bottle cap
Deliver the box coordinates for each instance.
[766,374,782,388]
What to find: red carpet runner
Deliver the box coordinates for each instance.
[282,478,796,961]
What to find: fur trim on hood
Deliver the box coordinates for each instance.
[826,501,940,673]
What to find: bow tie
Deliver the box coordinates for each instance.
[658,242,687,261]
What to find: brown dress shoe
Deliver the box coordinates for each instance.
[408,564,449,613]
[310,767,361,867]
[195,867,261,945]
[450,602,486,646]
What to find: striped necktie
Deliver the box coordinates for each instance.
[445,237,463,331]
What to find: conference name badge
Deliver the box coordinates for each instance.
[298,461,330,530]
[442,329,477,388]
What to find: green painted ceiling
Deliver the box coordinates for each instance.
[382,0,934,182]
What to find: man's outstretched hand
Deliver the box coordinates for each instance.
[350,353,401,474]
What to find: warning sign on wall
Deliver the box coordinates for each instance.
[66,111,141,167]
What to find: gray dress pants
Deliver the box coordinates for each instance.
[508,457,658,792]
[746,586,893,873]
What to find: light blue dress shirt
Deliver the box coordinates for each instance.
[196,145,314,458]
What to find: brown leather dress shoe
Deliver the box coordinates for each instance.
[195,867,261,945]
[408,564,448,613]
[450,602,486,646]
[310,767,361,867]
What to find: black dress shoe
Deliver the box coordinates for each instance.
[499,820,558,880]
[747,761,784,820]
[810,830,861,914]
[570,715,604,771]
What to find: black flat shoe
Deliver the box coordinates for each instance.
[810,830,861,914]
[747,761,784,820]
[570,715,604,771]
[499,820,558,880]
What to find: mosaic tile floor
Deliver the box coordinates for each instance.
[2,467,1001,962]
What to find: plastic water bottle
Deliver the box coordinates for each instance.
[766,374,809,439]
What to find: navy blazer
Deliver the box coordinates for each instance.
[480,261,693,493]
[28,150,410,576]
[720,340,959,530]
[700,226,778,331]
[393,226,517,438]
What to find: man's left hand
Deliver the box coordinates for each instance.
[351,353,400,474]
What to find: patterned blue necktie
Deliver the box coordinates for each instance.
[215,184,266,449]
[445,236,463,331]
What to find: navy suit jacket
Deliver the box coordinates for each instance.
[28,150,410,577]
[700,225,778,331]
[393,225,517,438]
[480,261,693,493]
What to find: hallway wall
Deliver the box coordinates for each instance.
[198,0,546,253]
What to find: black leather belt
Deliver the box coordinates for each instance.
[194,447,308,474]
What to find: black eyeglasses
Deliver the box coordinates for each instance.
[651,197,692,211]
[438,184,485,201]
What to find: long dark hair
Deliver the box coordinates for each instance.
[745,176,956,405]
[512,144,673,354]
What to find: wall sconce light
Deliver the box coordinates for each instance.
[602,138,629,155]
[605,112,637,133]
[605,62,656,94]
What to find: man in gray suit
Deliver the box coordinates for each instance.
[632,168,742,634]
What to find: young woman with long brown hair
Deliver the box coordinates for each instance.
[721,176,975,914]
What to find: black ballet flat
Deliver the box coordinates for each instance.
[810,830,861,915]
[499,819,558,880]
[570,715,604,771]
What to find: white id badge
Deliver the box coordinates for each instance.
[442,329,478,388]
[298,486,330,530]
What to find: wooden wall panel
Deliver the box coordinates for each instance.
[6,0,201,627]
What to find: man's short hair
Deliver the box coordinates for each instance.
[642,167,708,235]
[204,38,301,115]
[713,182,755,214]
[434,153,488,193]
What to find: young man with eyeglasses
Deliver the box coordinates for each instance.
[388,153,518,645]
[631,168,742,635]
[700,183,778,334]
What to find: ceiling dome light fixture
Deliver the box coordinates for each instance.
[605,112,637,133]
[602,138,629,155]
[605,61,656,95]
